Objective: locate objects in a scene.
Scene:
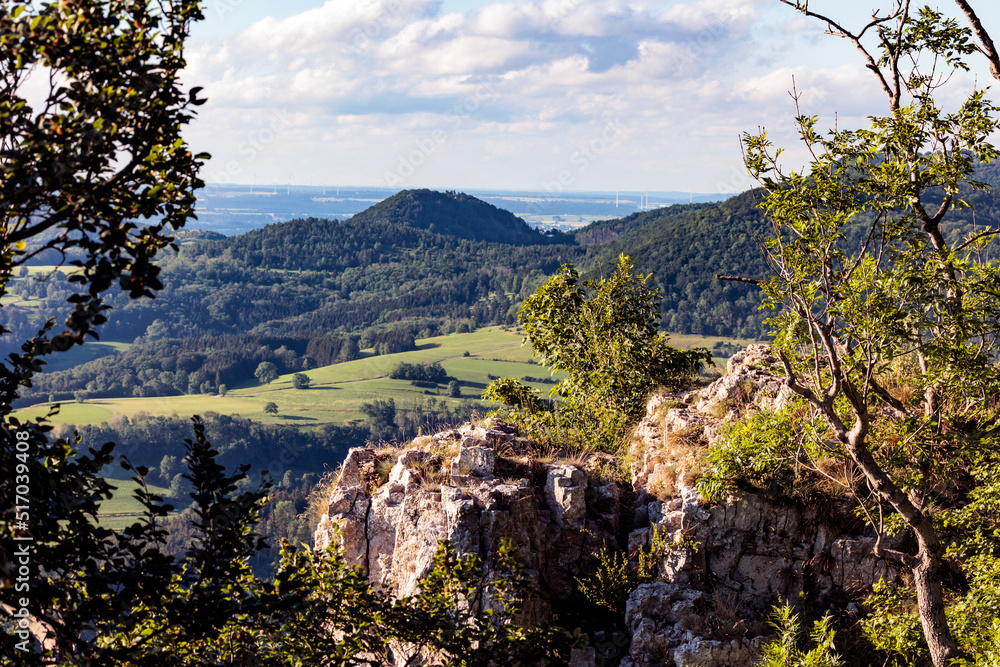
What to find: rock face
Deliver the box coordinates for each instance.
[314,420,618,603]
[619,344,898,666]
[314,344,900,667]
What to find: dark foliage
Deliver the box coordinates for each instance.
[13,332,357,406]
[389,361,448,383]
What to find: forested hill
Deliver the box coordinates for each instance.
[570,163,1000,338]
[573,201,721,245]
[15,178,1000,405]
[347,189,559,245]
[576,191,772,338]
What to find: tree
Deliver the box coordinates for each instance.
[0,0,207,346]
[360,398,398,439]
[448,379,462,398]
[0,3,574,662]
[486,254,710,449]
[264,401,279,416]
[254,361,278,385]
[738,3,1000,664]
[158,454,182,483]
[292,373,310,389]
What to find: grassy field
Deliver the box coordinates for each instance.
[15,327,541,427]
[661,332,759,350]
[21,265,81,277]
[14,327,760,428]
[96,478,173,530]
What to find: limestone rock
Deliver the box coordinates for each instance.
[391,486,479,597]
[314,486,370,568]
[313,359,906,667]
[623,583,765,666]
[619,346,903,666]
[336,447,375,489]
[314,422,616,611]
[450,443,497,479]
[545,465,587,529]
[697,343,794,417]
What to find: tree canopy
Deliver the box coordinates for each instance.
[736,2,1000,664]
[486,254,710,449]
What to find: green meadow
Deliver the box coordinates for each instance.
[96,478,173,531]
[14,327,756,428]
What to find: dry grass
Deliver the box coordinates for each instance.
[376,458,395,487]
[653,400,686,421]
[681,589,768,642]
[644,426,711,500]
[304,469,340,529]
[808,455,863,497]
[425,438,461,460]
[556,449,592,468]
[889,382,919,406]
[584,454,627,487]
[409,456,448,490]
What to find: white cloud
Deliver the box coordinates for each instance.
[734,64,880,118]
[184,0,949,191]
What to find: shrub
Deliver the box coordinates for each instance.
[756,605,842,667]
[485,255,710,452]
[697,403,832,503]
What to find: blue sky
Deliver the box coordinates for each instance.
[184,1,1000,192]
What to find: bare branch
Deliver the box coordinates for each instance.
[955,226,1000,251]
[954,0,1000,81]
[778,0,905,108]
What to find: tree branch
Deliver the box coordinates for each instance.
[954,0,1000,81]
[868,378,910,418]
[777,350,817,404]
[779,0,905,108]
[955,226,1000,251]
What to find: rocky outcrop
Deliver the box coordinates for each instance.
[314,420,618,603]
[621,583,764,667]
[620,343,898,666]
[314,344,900,667]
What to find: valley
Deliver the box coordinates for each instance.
[15,326,753,428]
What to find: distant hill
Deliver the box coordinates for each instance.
[569,162,1000,338]
[44,190,585,346]
[573,202,719,245]
[14,174,1000,403]
[174,229,227,242]
[575,191,772,338]
[348,189,558,245]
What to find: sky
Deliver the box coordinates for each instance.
[183,0,1000,193]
